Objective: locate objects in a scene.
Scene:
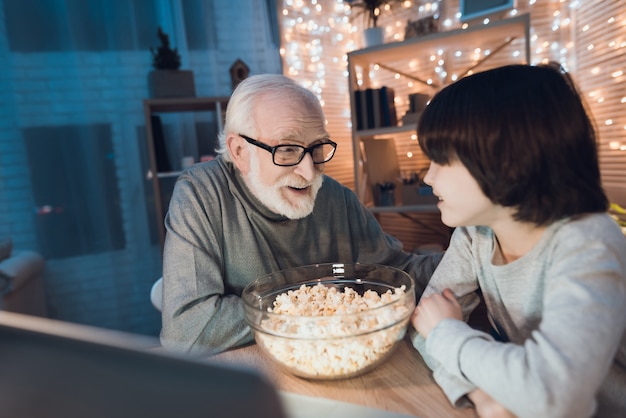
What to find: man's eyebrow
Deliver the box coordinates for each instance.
[313,136,333,144]
[273,133,330,144]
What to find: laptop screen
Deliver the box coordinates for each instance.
[0,311,286,418]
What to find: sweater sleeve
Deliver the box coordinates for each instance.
[160,173,253,355]
[410,227,484,407]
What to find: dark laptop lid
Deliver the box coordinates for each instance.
[0,312,286,418]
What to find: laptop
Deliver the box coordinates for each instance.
[0,311,287,418]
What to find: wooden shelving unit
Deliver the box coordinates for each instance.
[143,96,229,247]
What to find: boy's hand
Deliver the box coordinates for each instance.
[411,288,462,338]
[468,389,517,418]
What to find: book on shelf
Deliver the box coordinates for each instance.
[409,93,430,113]
[372,88,383,129]
[353,89,365,130]
[364,88,376,129]
[354,90,371,131]
[379,86,397,127]
[354,87,398,131]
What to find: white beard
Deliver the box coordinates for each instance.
[245,149,323,219]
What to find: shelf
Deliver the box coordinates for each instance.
[144,96,230,113]
[348,13,530,68]
[355,124,416,138]
[368,204,438,214]
[143,96,228,248]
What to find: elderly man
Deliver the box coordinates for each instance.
[160,74,441,355]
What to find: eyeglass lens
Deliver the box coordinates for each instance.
[274,143,335,166]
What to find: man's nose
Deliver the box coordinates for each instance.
[293,151,317,181]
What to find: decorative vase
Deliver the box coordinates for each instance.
[363,27,384,48]
[148,70,196,98]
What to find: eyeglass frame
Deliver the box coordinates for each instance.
[238,133,337,167]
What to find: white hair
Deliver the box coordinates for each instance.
[215,74,324,161]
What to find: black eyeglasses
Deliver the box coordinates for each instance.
[239,134,337,167]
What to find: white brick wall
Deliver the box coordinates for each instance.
[0,0,281,336]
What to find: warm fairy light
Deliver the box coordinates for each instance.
[610,138,626,151]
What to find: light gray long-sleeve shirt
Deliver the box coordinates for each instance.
[411,213,626,418]
[160,156,441,355]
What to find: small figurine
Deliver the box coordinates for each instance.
[229,59,250,91]
[150,27,181,70]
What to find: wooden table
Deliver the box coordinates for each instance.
[211,336,476,418]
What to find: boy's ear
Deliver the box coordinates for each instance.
[227,133,250,174]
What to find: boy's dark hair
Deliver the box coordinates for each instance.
[417,63,608,226]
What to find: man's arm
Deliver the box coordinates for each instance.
[159,174,253,355]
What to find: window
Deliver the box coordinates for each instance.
[24,124,125,259]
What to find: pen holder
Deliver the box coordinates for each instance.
[376,182,396,207]
[401,184,438,205]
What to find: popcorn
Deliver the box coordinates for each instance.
[256,282,411,379]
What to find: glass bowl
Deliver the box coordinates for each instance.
[242,263,416,380]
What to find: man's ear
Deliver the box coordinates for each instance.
[226,133,250,174]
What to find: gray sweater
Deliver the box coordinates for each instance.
[160,157,441,355]
[411,214,626,418]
